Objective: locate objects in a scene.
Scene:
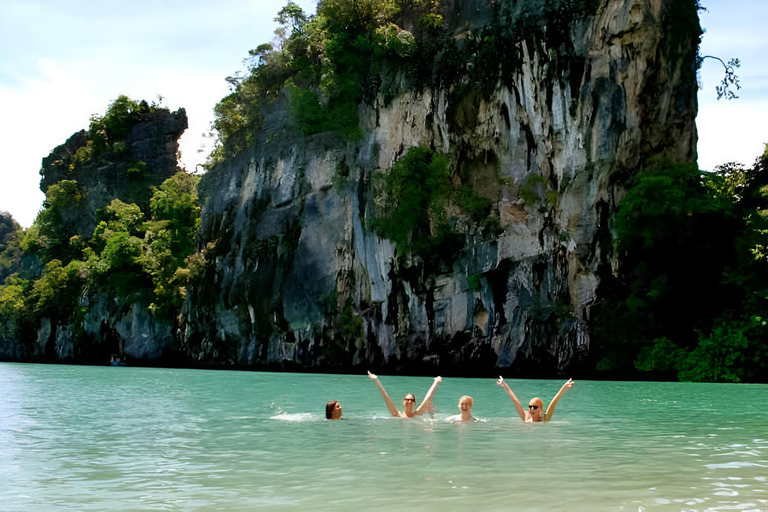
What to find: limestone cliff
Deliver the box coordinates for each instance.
[179,0,699,374]
[0,108,187,363]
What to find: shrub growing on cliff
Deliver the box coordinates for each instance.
[89,95,169,157]
[208,0,446,160]
[30,259,85,321]
[371,146,500,268]
[0,212,23,284]
[23,180,86,264]
[144,172,202,313]
[372,146,451,257]
[85,173,201,311]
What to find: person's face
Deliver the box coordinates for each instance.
[331,402,342,420]
[403,394,416,410]
[459,396,472,412]
[528,399,542,420]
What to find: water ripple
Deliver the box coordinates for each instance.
[2,364,768,511]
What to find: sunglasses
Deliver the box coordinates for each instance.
[528,405,539,410]
[404,398,415,402]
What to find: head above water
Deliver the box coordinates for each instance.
[403,393,416,406]
[528,397,544,421]
[326,400,342,420]
[459,395,473,412]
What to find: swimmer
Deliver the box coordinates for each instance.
[368,371,442,418]
[446,395,477,422]
[496,377,574,423]
[325,400,342,420]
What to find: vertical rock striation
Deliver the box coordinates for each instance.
[182,0,698,374]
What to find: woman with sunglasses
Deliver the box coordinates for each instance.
[368,371,442,418]
[495,377,574,423]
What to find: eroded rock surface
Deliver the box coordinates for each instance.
[179,0,699,374]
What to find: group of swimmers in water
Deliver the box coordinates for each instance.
[325,372,575,423]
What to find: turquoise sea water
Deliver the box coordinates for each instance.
[0,363,766,511]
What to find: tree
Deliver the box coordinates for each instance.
[699,55,741,100]
[149,172,201,257]
[275,1,309,36]
[25,180,85,263]
[593,161,742,373]
[143,172,202,313]
[0,212,23,283]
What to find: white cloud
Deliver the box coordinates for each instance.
[696,97,768,171]
[0,59,101,227]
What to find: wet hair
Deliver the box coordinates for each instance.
[403,393,416,403]
[326,401,339,419]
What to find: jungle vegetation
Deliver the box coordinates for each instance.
[592,151,768,382]
[0,96,201,360]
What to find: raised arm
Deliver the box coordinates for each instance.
[496,376,527,422]
[368,371,401,417]
[543,379,574,422]
[414,376,442,416]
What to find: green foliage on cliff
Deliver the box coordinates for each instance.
[593,155,768,382]
[145,172,202,312]
[80,171,202,311]
[89,95,168,157]
[23,180,86,263]
[372,147,451,257]
[207,0,631,165]
[0,95,200,358]
[209,0,445,161]
[0,213,24,284]
[31,259,85,320]
[1,169,202,348]
[371,146,500,267]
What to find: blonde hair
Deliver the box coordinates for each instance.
[530,397,544,419]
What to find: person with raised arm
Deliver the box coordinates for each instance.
[495,377,574,423]
[368,371,442,418]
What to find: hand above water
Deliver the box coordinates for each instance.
[368,371,378,380]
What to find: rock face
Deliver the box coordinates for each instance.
[1,109,187,364]
[179,0,699,374]
[39,109,188,238]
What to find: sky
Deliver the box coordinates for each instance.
[0,0,766,228]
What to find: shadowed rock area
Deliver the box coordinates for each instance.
[178,0,699,374]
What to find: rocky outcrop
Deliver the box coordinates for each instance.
[180,0,699,374]
[39,109,187,238]
[5,109,188,364]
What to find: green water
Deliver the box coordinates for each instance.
[0,363,766,511]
